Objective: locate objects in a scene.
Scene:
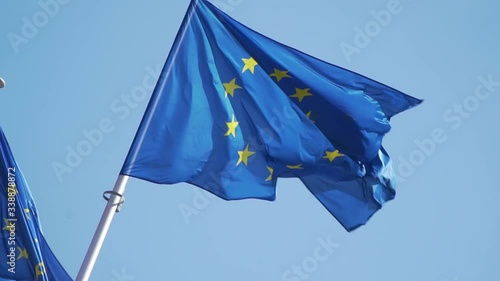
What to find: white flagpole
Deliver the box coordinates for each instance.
[75,175,129,281]
[75,2,199,280]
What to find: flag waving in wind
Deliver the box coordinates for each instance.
[121,0,422,231]
[0,127,72,281]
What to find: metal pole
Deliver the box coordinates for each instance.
[0,77,5,88]
[75,2,198,280]
[75,175,129,281]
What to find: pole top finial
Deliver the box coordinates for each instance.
[0,77,5,88]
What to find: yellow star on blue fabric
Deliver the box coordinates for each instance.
[224,115,239,137]
[290,88,313,102]
[2,218,14,231]
[270,68,291,82]
[35,262,46,280]
[8,183,18,195]
[242,57,258,74]
[223,78,242,98]
[323,150,343,162]
[237,144,255,166]
[306,111,315,123]
[265,166,274,181]
[287,164,303,170]
[17,247,28,260]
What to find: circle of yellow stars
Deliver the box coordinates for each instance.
[220,56,343,182]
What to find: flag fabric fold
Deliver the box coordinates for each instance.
[0,127,72,281]
[121,0,421,231]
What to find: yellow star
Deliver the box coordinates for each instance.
[223,78,242,98]
[265,166,274,181]
[35,262,46,280]
[224,115,239,138]
[237,144,256,166]
[323,150,344,162]
[286,164,303,170]
[17,247,28,260]
[242,57,258,74]
[290,88,313,102]
[270,68,291,82]
[306,111,315,123]
[2,218,14,231]
[8,184,18,195]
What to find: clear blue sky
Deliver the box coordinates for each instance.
[1,0,499,280]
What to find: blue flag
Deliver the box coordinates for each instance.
[0,128,72,281]
[121,0,422,231]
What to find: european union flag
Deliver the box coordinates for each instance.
[0,128,72,281]
[121,0,421,231]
